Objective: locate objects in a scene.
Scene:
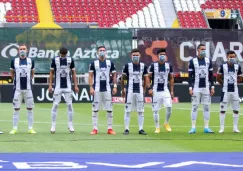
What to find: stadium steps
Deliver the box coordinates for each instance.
[158,0,177,27]
[33,0,61,28]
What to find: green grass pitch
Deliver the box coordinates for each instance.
[0,102,243,152]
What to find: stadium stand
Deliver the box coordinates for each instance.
[51,0,166,28]
[0,0,39,23]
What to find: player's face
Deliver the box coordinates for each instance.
[198,46,206,58]
[60,53,67,57]
[18,45,28,58]
[98,48,106,58]
[158,52,166,62]
[227,54,237,64]
[131,52,140,63]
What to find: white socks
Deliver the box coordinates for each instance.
[191,105,198,128]
[92,111,98,130]
[203,105,210,128]
[107,111,113,129]
[124,112,130,130]
[165,107,172,123]
[233,113,239,130]
[13,110,20,130]
[51,103,58,127]
[27,110,34,130]
[138,112,144,130]
[153,111,159,128]
[220,112,225,130]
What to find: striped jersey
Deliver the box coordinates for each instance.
[51,56,75,90]
[122,62,148,93]
[89,59,116,92]
[188,57,213,91]
[10,57,34,90]
[149,62,173,92]
[218,63,242,93]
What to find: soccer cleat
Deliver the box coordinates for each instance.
[233,128,240,133]
[188,128,196,134]
[0,131,3,134]
[204,128,214,133]
[9,129,17,134]
[90,129,98,135]
[139,129,147,135]
[218,129,224,133]
[154,128,160,133]
[28,129,37,134]
[164,123,172,132]
[50,126,55,134]
[68,126,75,133]
[107,129,116,135]
[123,129,129,135]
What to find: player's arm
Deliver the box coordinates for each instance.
[48,59,55,93]
[89,62,95,95]
[208,59,215,94]
[31,59,35,79]
[188,59,194,95]
[216,65,223,85]
[169,64,174,98]
[121,64,128,98]
[110,62,117,95]
[70,59,79,93]
[143,65,148,94]
[237,65,243,83]
[147,64,153,89]
[10,59,15,80]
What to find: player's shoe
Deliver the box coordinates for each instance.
[68,126,75,133]
[233,128,240,133]
[107,129,116,135]
[90,129,98,135]
[188,128,196,134]
[28,129,37,134]
[0,131,3,134]
[123,129,129,135]
[204,128,214,133]
[218,128,224,133]
[154,128,160,133]
[164,123,172,132]
[50,126,55,134]
[9,129,17,134]
[139,129,147,135]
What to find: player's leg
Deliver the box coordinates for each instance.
[189,91,200,134]
[163,91,172,132]
[202,92,214,133]
[10,89,22,134]
[50,90,61,133]
[123,92,133,135]
[24,90,36,134]
[231,93,240,133]
[104,91,115,134]
[90,92,101,135]
[219,92,228,133]
[136,93,146,135]
[152,93,162,133]
[64,92,74,133]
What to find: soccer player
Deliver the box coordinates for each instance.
[148,48,174,133]
[9,44,35,134]
[89,46,117,135]
[188,44,215,134]
[48,47,79,133]
[121,48,148,135]
[217,50,242,133]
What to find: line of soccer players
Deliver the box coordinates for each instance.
[7,44,241,134]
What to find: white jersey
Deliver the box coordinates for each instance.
[149,62,173,92]
[217,63,242,93]
[10,57,34,90]
[122,62,148,93]
[188,57,213,92]
[89,59,116,92]
[51,56,75,91]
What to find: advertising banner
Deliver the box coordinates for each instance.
[1,84,243,103]
[137,29,243,72]
[0,28,132,74]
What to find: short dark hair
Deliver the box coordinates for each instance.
[19,44,27,49]
[227,50,236,56]
[60,47,68,55]
[157,48,166,55]
[197,44,205,50]
[97,46,106,50]
[131,48,140,54]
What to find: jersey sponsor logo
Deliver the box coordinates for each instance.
[1,44,119,59]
